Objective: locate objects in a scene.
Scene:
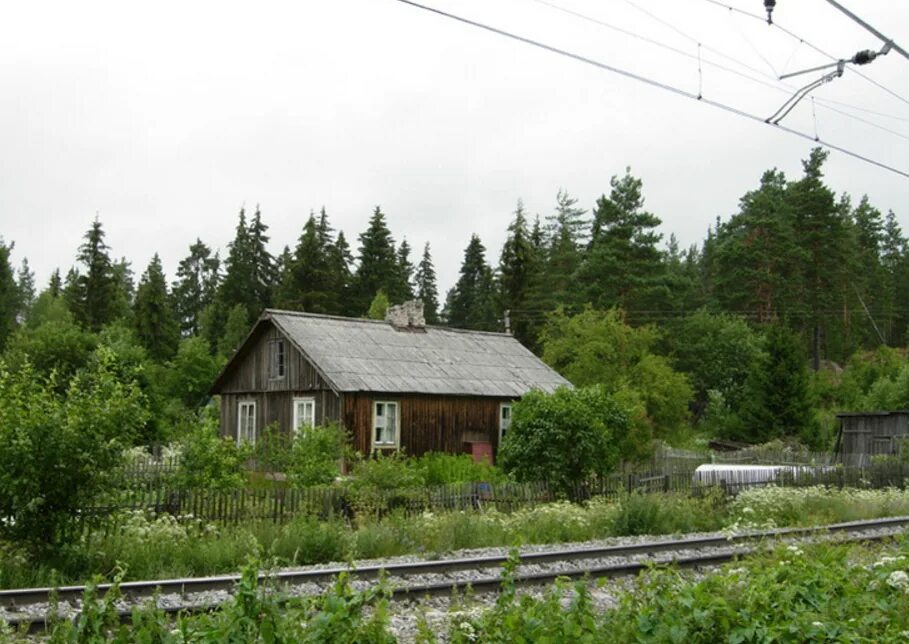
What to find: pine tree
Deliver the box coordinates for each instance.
[880,211,909,344]
[71,218,122,331]
[352,207,399,315]
[415,242,440,325]
[577,170,667,317]
[445,235,498,331]
[172,239,220,336]
[218,303,251,357]
[0,240,18,351]
[787,148,855,367]
[709,169,802,324]
[498,201,539,346]
[134,253,180,362]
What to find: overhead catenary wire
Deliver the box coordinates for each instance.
[531,0,909,126]
[391,0,909,180]
[700,0,909,108]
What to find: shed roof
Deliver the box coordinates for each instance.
[231,309,570,397]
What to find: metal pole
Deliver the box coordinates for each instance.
[822,0,909,61]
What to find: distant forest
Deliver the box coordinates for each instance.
[1,147,907,448]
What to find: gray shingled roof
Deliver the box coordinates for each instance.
[267,310,571,397]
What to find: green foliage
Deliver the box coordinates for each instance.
[412,452,505,486]
[0,239,18,353]
[352,206,403,315]
[602,540,909,642]
[2,319,98,388]
[133,253,180,362]
[541,307,693,439]
[218,303,250,357]
[737,324,819,447]
[498,386,627,495]
[175,414,249,490]
[163,336,223,409]
[665,309,763,415]
[415,242,440,325]
[68,218,128,331]
[218,207,275,326]
[0,349,148,548]
[284,424,348,487]
[347,451,424,516]
[172,238,221,336]
[366,289,390,320]
[444,234,498,330]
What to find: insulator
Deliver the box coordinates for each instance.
[764,0,776,24]
[851,50,877,65]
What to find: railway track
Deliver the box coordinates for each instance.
[3,515,907,634]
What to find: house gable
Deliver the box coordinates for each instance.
[211,320,336,394]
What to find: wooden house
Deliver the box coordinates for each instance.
[836,411,909,466]
[209,301,571,458]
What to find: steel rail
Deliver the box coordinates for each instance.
[4,515,908,633]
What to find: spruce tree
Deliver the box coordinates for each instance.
[445,235,498,331]
[134,253,180,362]
[352,207,399,314]
[247,206,276,315]
[16,258,35,322]
[218,303,251,357]
[498,201,539,346]
[329,231,354,315]
[395,238,415,301]
[544,189,587,309]
[220,208,262,325]
[415,242,440,325]
[736,324,817,446]
[172,239,220,336]
[47,269,62,298]
[71,218,121,331]
[0,240,18,351]
[278,213,337,313]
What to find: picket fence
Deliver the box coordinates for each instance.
[81,459,909,529]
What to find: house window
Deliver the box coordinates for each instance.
[293,397,316,435]
[373,401,399,448]
[269,339,285,379]
[237,401,257,446]
[499,403,512,444]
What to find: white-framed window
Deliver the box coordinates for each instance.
[293,397,316,436]
[237,401,257,446]
[268,339,285,379]
[373,401,399,448]
[499,403,512,445]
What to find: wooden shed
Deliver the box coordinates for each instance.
[836,411,909,466]
[209,302,570,459]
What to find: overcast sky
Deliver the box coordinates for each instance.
[2,0,908,298]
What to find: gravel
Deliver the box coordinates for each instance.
[2,523,905,641]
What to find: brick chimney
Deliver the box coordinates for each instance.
[385,300,426,331]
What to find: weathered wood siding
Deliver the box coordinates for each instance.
[218,323,331,394]
[217,322,341,441]
[342,393,511,456]
[841,412,909,460]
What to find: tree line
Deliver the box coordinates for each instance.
[0,147,907,448]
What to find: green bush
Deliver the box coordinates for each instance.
[285,424,348,487]
[0,349,148,550]
[499,386,628,496]
[174,413,250,490]
[347,452,425,518]
[412,452,504,486]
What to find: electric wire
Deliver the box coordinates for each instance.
[701,0,909,108]
[529,0,909,140]
[392,0,909,180]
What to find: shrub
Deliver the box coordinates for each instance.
[0,349,148,550]
[412,452,505,486]
[347,451,425,518]
[285,424,348,487]
[498,386,627,496]
[174,413,249,490]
